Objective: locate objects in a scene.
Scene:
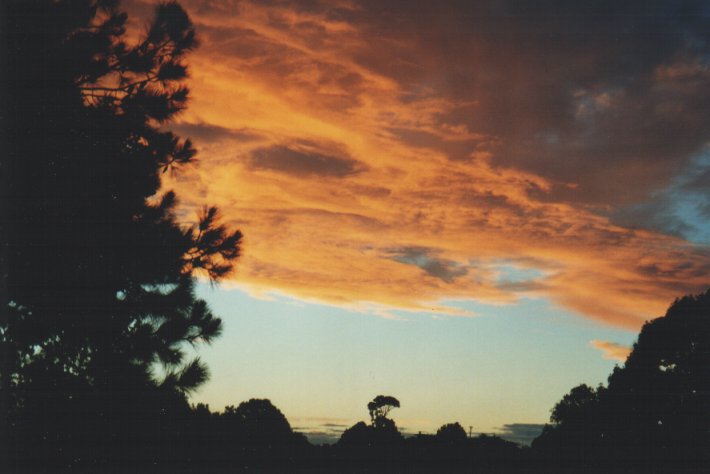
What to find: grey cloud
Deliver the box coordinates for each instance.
[386,127,482,161]
[496,423,545,446]
[496,280,546,293]
[347,183,391,198]
[296,420,352,445]
[257,207,386,231]
[169,122,263,143]
[387,246,468,283]
[637,254,710,281]
[684,167,710,192]
[610,196,695,240]
[248,145,366,178]
[609,152,710,244]
[697,201,710,219]
[459,190,514,210]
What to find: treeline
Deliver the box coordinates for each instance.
[8,391,527,472]
[6,290,708,472]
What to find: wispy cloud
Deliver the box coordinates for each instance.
[590,340,632,362]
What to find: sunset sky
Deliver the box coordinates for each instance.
[127,0,710,443]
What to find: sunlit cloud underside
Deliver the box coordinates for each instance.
[129,0,710,330]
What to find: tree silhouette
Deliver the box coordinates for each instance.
[436,422,468,444]
[226,398,295,445]
[533,289,710,469]
[337,396,403,453]
[3,0,241,468]
[367,395,400,427]
[532,384,605,463]
[549,384,603,426]
[602,289,710,465]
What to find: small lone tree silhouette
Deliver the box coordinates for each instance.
[367,395,400,428]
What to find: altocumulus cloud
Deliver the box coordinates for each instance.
[130,0,710,329]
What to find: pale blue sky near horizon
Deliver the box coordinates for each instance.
[190,282,639,443]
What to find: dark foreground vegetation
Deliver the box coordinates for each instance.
[2,1,708,472]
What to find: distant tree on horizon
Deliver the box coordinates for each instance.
[436,422,468,444]
[336,395,404,450]
[368,395,401,428]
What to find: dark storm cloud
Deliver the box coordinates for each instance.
[248,145,366,177]
[352,0,710,207]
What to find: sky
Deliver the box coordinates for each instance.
[127,0,710,443]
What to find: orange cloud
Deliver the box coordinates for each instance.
[589,340,632,362]
[131,0,710,329]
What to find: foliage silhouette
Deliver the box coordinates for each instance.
[367,394,400,427]
[338,395,404,449]
[549,384,603,425]
[436,422,468,444]
[3,0,240,469]
[533,289,710,471]
[226,398,296,445]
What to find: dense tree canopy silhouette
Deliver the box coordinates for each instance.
[548,384,603,425]
[436,422,468,444]
[3,0,241,469]
[603,289,710,464]
[225,398,296,445]
[533,289,710,469]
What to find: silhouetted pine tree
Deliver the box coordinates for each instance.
[3,1,241,469]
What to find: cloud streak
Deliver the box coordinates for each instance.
[248,143,365,177]
[131,0,710,329]
[590,340,632,362]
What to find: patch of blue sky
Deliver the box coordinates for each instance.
[666,150,710,245]
[490,263,546,285]
[610,149,710,246]
[672,195,710,245]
